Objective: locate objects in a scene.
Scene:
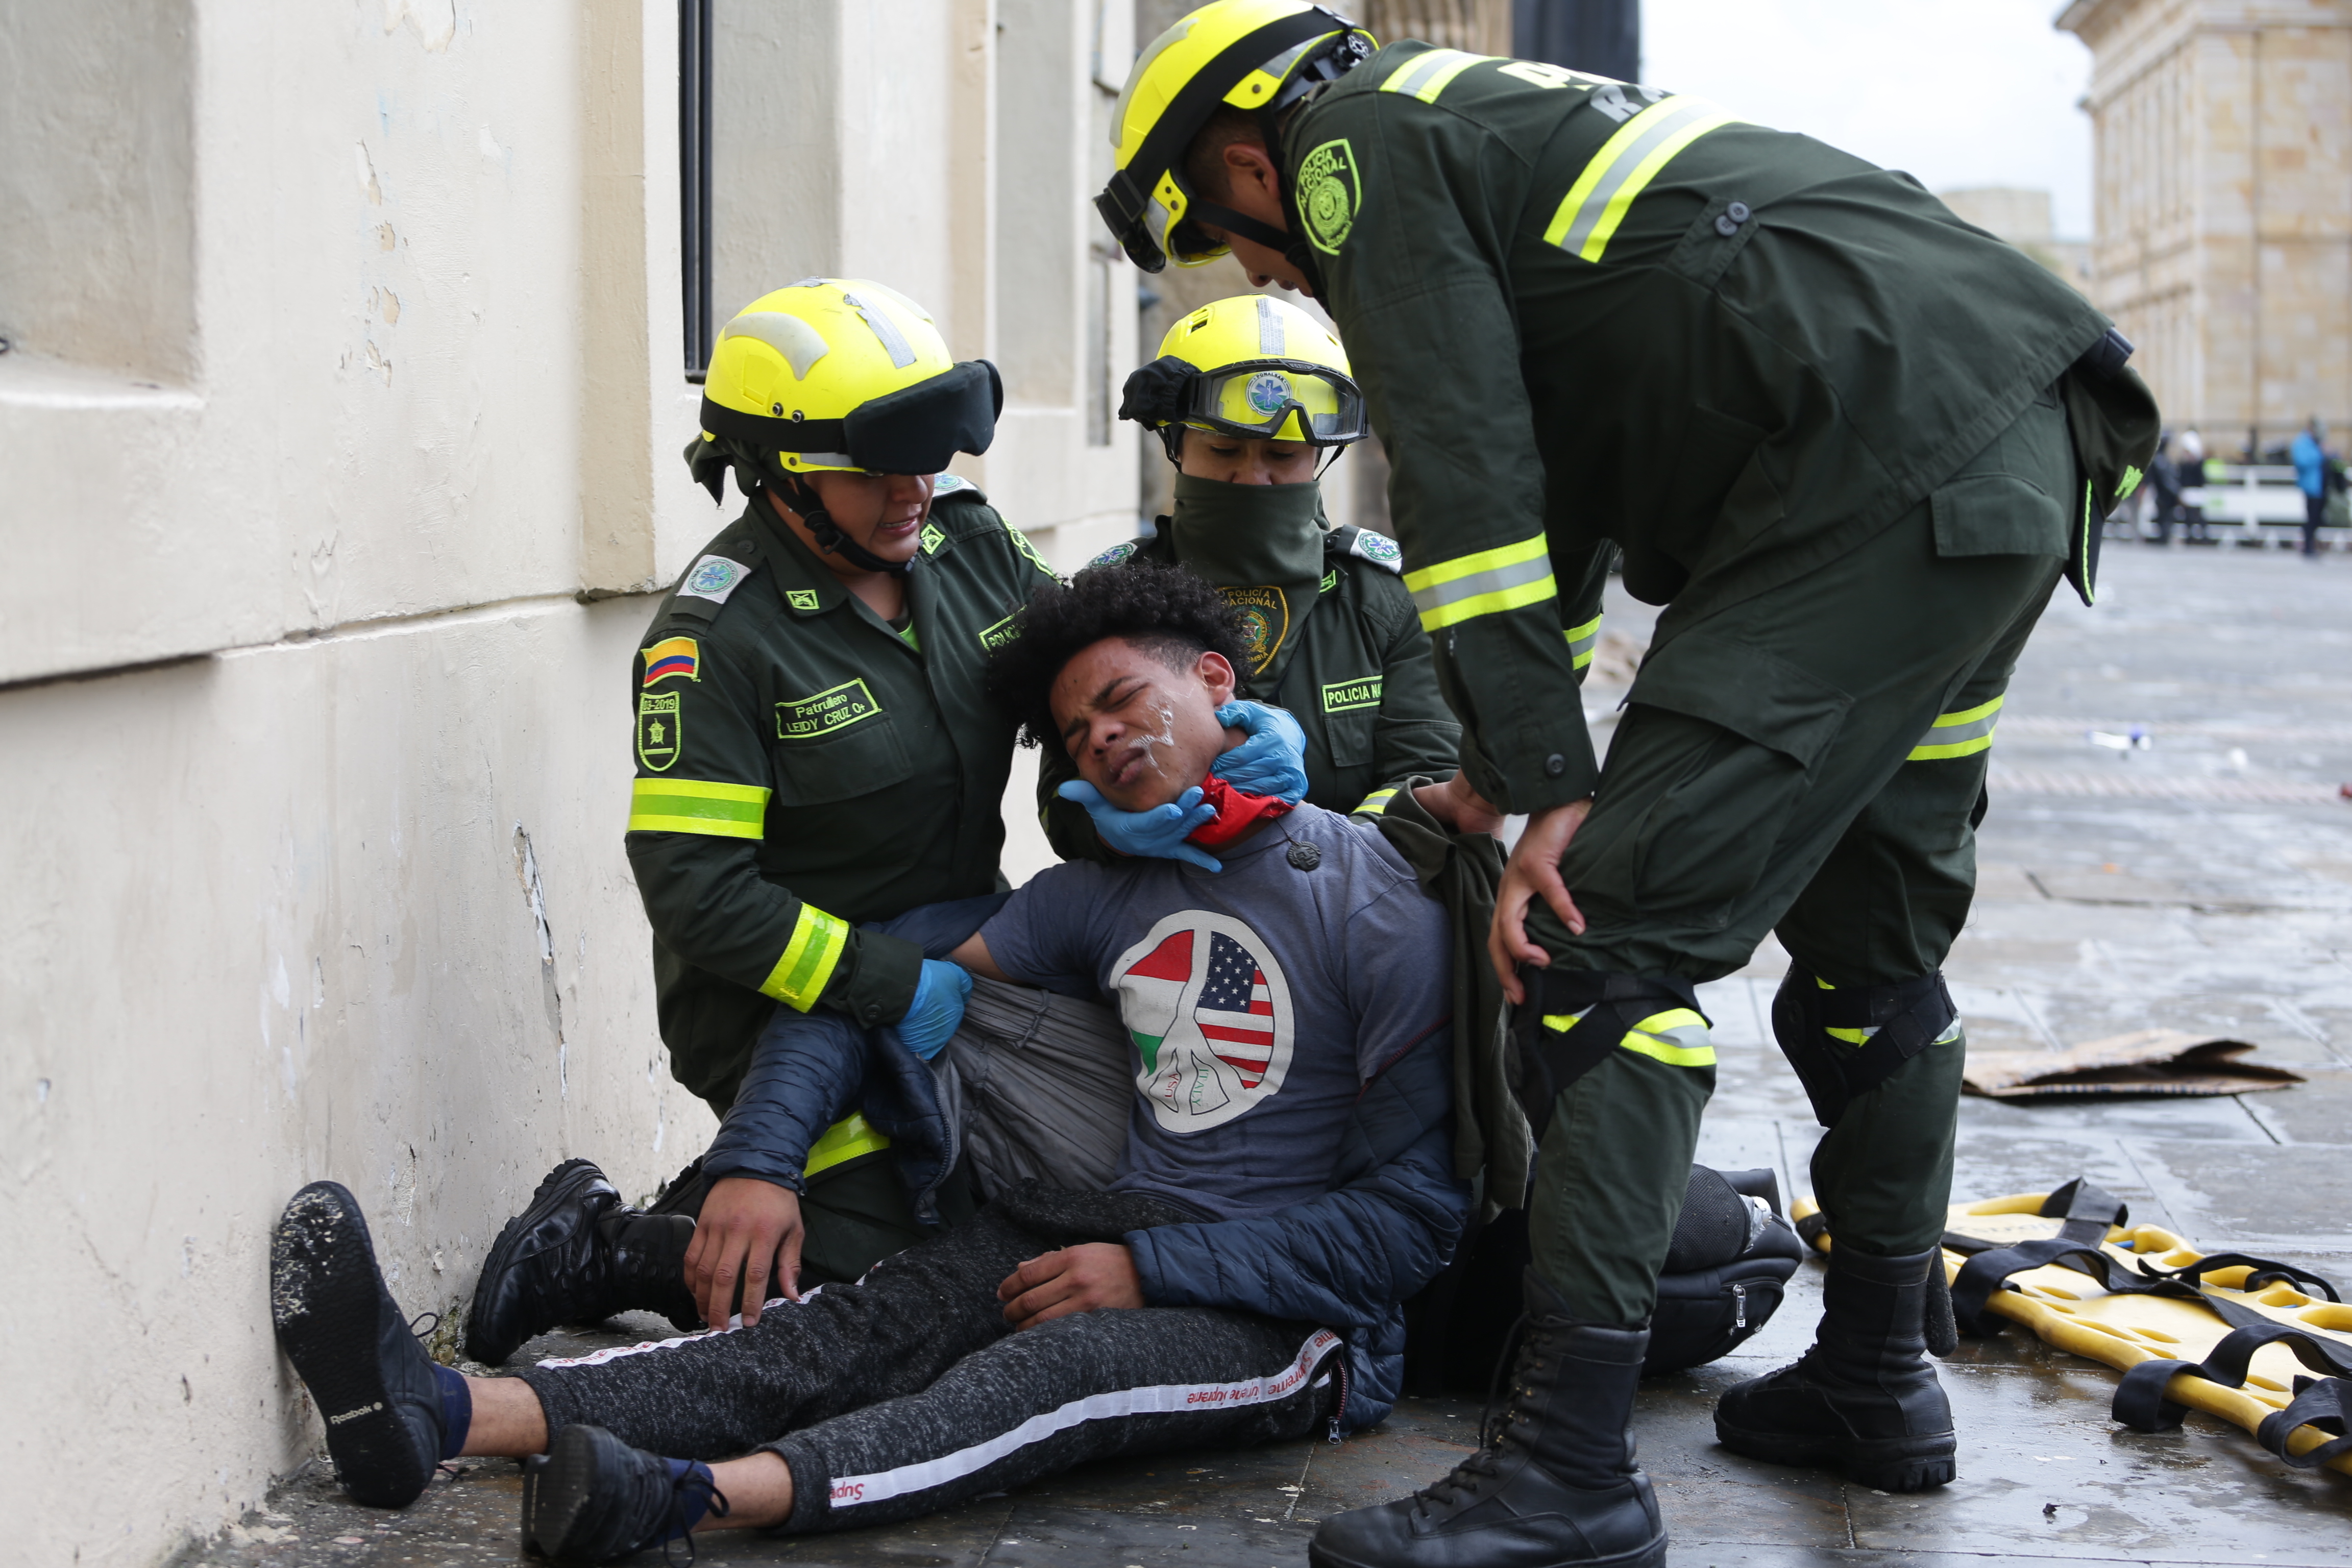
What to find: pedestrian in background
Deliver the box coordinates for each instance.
[2145,431,2183,544]
[2176,429,2211,544]
[2290,416,2329,559]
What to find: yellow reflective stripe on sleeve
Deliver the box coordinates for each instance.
[1353,787,1400,817]
[803,1112,891,1179]
[627,777,771,838]
[1379,47,1498,104]
[1906,694,2005,761]
[1827,1027,1874,1045]
[760,904,850,1012]
[1564,614,1604,670]
[1544,96,1739,262]
[1404,535,1555,631]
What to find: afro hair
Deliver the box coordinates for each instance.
[984,559,1252,749]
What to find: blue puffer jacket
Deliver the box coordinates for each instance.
[710,894,1471,1430]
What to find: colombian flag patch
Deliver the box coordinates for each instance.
[642,636,700,687]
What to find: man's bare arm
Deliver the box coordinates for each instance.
[945,931,1009,983]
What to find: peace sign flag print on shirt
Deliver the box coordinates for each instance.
[1113,912,1295,1132]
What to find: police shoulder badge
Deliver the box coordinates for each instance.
[1348,528,1403,573]
[638,692,683,772]
[1088,540,1140,569]
[678,554,752,605]
[1296,138,1361,257]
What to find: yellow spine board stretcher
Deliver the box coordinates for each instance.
[1791,1188,2352,1478]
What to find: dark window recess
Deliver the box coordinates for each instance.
[1512,0,1639,84]
[679,0,715,381]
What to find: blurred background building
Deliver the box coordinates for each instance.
[2059,0,2351,455]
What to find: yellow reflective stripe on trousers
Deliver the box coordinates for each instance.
[1353,786,1400,817]
[804,1112,890,1179]
[1564,614,1603,670]
[1544,96,1740,262]
[1379,47,1499,104]
[1538,1004,1716,1068]
[627,777,772,838]
[761,903,850,1012]
[1906,695,2004,761]
[1405,535,1555,632]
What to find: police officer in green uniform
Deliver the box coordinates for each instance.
[462,280,1059,1363]
[1043,291,1494,862]
[1095,9,2158,1566]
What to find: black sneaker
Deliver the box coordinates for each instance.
[522,1425,728,1565]
[270,1181,446,1508]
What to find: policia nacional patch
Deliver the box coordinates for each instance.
[638,692,682,772]
[1219,586,1290,675]
[1296,139,1360,256]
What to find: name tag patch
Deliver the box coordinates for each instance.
[977,613,1021,652]
[778,678,884,740]
[1321,675,1383,714]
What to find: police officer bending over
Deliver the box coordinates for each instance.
[1092,7,2158,1568]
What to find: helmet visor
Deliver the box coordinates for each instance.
[1183,359,1366,446]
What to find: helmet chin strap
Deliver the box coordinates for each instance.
[770,472,913,578]
[1183,197,1327,299]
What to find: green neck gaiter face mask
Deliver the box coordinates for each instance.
[1166,473,1328,686]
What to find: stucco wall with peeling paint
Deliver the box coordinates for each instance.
[0,2,1133,1561]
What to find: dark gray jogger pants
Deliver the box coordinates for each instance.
[519,1184,1340,1534]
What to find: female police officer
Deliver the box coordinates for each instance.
[462,280,1054,1359]
[1046,293,1499,866]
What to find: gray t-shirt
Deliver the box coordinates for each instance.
[978,801,1451,1222]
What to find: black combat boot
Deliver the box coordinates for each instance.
[523,1424,729,1565]
[1310,1273,1666,1568]
[1713,1245,1957,1491]
[270,1182,448,1508]
[463,1159,701,1366]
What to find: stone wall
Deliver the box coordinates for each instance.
[2060,0,2352,446]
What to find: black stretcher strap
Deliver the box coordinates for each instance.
[2260,1376,2352,1471]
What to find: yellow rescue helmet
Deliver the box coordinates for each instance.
[695,279,1000,479]
[1096,1,1374,273]
[1122,294,1366,456]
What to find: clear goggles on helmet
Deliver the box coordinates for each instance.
[1176,358,1367,446]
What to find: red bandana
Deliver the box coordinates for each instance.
[1185,774,1298,849]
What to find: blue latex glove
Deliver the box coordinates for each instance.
[1057,779,1223,873]
[1212,701,1308,803]
[884,959,974,1062]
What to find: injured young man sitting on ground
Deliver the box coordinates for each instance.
[268,560,1468,1563]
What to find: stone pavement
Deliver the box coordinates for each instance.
[179,545,2352,1567]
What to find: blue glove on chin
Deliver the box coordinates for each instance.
[1057,779,1223,873]
[885,959,974,1062]
[1211,701,1308,803]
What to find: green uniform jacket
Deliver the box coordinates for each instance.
[1282,45,2116,815]
[1038,521,1460,857]
[625,476,1058,1106]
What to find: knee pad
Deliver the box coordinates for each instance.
[1512,968,1710,1139]
[1771,966,1959,1128]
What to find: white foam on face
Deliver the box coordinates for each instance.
[1133,699,1179,779]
